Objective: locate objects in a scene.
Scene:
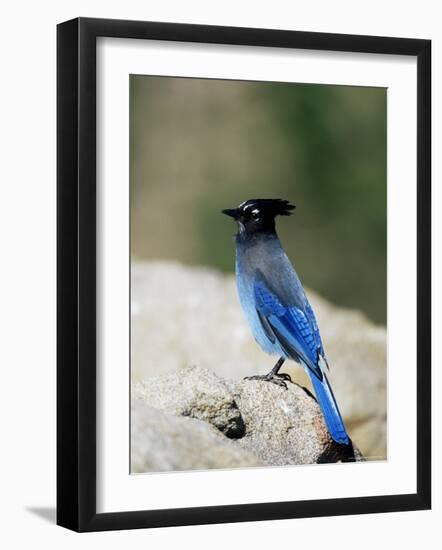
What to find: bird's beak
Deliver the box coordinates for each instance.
[222,208,240,219]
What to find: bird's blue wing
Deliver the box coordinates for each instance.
[305,301,325,357]
[253,277,349,445]
[253,279,323,379]
[254,278,348,444]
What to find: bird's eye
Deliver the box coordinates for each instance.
[251,209,260,219]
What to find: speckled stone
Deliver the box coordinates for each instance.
[133,365,363,472]
[133,365,245,438]
[131,401,263,473]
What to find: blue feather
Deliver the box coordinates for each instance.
[253,278,349,445]
[254,280,320,375]
[309,373,349,445]
[305,301,324,356]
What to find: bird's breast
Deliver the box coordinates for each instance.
[235,243,282,356]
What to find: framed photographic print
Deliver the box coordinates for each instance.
[57,17,431,532]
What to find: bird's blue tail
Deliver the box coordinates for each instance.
[309,371,349,445]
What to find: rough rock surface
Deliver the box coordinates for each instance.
[134,365,245,438]
[233,378,362,464]
[132,365,362,472]
[131,401,263,473]
[131,260,386,458]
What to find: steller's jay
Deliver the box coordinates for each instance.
[222,198,350,446]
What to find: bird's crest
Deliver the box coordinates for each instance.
[238,198,295,217]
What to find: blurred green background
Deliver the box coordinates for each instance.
[130,76,386,324]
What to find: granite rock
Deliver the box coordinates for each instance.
[133,365,245,438]
[133,365,362,472]
[131,400,263,473]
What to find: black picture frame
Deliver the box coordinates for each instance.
[57,17,431,532]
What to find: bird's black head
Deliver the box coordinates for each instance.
[222,198,295,238]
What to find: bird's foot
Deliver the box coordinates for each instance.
[244,372,292,390]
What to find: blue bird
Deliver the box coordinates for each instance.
[222,198,350,446]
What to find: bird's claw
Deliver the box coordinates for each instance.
[275,372,292,381]
[244,372,292,390]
